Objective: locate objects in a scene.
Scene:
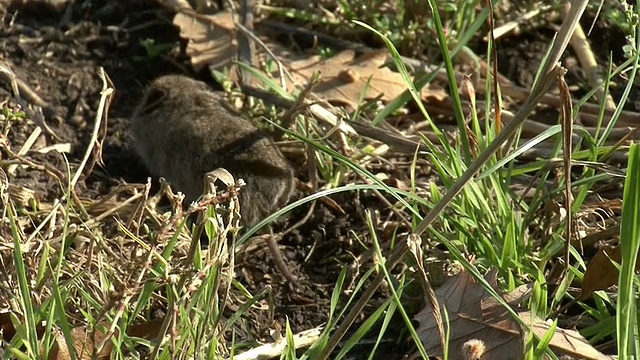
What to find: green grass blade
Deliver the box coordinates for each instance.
[7,202,40,358]
[617,143,640,359]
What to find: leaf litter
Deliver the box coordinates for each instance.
[413,268,612,360]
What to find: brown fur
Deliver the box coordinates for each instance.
[130,74,294,228]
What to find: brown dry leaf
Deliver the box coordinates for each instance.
[382,177,411,191]
[47,325,111,360]
[0,311,16,342]
[43,319,163,360]
[127,318,165,340]
[285,49,444,108]
[518,311,611,359]
[173,9,237,72]
[423,82,449,103]
[414,269,612,359]
[579,244,640,300]
[414,269,523,359]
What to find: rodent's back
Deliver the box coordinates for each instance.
[131,75,293,227]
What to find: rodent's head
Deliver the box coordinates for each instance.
[148,75,211,94]
[134,75,213,117]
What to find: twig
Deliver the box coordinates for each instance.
[0,63,61,139]
[6,126,41,176]
[488,5,552,41]
[235,21,290,90]
[559,71,574,273]
[260,19,370,52]
[229,327,322,360]
[70,68,113,188]
[432,68,640,125]
[243,85,430,152]
[277,73,320,139]
[562,0,617,117]
[236,0,255,86]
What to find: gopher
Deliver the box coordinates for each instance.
[130,74,296,281]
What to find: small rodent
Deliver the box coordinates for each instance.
[130,74,296,281]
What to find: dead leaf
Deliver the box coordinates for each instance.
[518,311,611,359]
[414,269,523,360]
[127,318,164,340]
[47,325,111,360]
[382,177,410,191]
[413,268,613,359]
[33,318,164,360]
[282,49,451,109]
[283,50,406,107]
[0,311,16,342]
[579,244,640,300]
[173,9,237,72]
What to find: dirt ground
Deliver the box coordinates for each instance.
[0,0,630,358]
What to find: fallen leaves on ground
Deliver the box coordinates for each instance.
[283,49,418,107]
[0,313,165,360]
[173,7,237,72]
[580,244,640,300]
[413,268,612,360]
[46,319,167,360]
[47,325,112,360]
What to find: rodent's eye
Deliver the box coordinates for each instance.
[141,88,167,114]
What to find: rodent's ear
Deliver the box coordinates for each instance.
[141,88,167,114]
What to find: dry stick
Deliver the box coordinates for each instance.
[0,63,52,109]
[317,0,588,356]
[559,73,574,273]
[488,5,552,40]
[259,20,371,53]
[230,327,323,360]
[6,126,41,176]
[241,85,354,137]
[243,85,430,153]
[0,63,20,97]
[236,0,255,86]
[408,236,447,355]
[66,69,113,222]
[259,231,298,283]
[355,170,413,229]
[25,198,62,243]
[434,69,640,126]
[0,63,61,140]
[277,73,321,140]
[84,193,146,227]
[486,0,502,135]
[2,148,65,183]
[428,97,637,144]
[518,144,629,164]
[234,21,290,91]
[562,0,617,118]
[602,127,639,163]
[71,68,112,188]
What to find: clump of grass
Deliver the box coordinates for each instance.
[249,0,639,358]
